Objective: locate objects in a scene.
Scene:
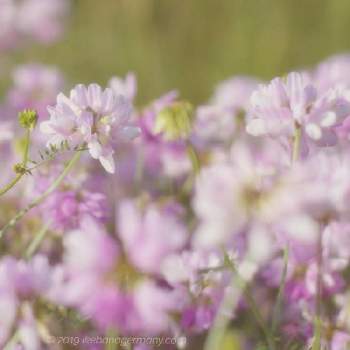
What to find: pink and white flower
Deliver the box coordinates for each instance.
[246,72,350,155]
[40,83,140,173]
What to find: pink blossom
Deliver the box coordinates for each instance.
[0,0,70,51]
[194,76,259,145]
[7,64,64,119]
[246,72,350,154]
[118,200,188,274]
[109,72,137,102]
[40,83,140,173]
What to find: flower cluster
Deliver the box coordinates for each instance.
[3,14,350,348]
[0,0,70,51]
[40,83,140,173]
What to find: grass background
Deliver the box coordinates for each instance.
[8,0,350,104]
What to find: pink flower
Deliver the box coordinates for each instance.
[118,200,188,274]
[0,255,55,347]
[0,0,17,51]
[45,190,108,231]
[0,0,70,51]
[246,72,350,153]
[60,214,185,334]
[40,83,140,173]
[192,139,289,248]
[194,76,259,145]
[7,64,64,119]
[109,72,137,102]
[64,216,119,275]
[132,280,184,334]
[331,331,350,350]
[136,91,191,179]
[16,0,69,44]
[314,54,350,93]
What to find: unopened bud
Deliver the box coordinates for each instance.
[154,101,194,141]
[18,109,38,130]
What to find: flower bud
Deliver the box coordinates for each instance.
[18,109,38,130]
[154,101,194,140]
[13,163,26,175]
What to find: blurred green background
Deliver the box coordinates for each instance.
[10,0,350,104]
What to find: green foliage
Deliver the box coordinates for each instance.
[7,0,350,104]
[27,141,86,172]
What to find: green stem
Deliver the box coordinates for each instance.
[314,230,324,348]
[312,318,322,350]
[0,174,23,197]
[316,232,323,317]
[25,221,51,259]
[224,254,276,350]
[203,266,242,350]
[23,129,30,164]
[26,146,88,172]
[204,254,276,350]
[179,141,201,197]
[0,129,31,197]
[186,140,200,175]
[0,151,82,238]
[271,246,289,335]
[292,122,302,163]
[105,328,118,350]
[3,330,20,350]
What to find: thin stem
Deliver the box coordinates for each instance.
[292,122,302,163]
[23,129,30,164]
[203,266,242,350]
[186,140,200,175]
[312,318,322,350]
[314,230,324,344]
[224,254,276,350]
[3,330,20,350]
[179,141,201,197]
[204,254,276,350]
[311,229,324,350]
[25,221,51,259]
[0,129,31,197]
[271,246,289,335]
[105,328,118,350]
[0,151,82,238]
[198,265,226,274]
[0,174,23,197]
[26,147,88,172]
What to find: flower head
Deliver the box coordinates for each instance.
[246,72,350,154]
[18,109,38,130]
[154,101,194,141]
[7,64,64,120]
[40,83,140,173]
[0,0,70,51]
